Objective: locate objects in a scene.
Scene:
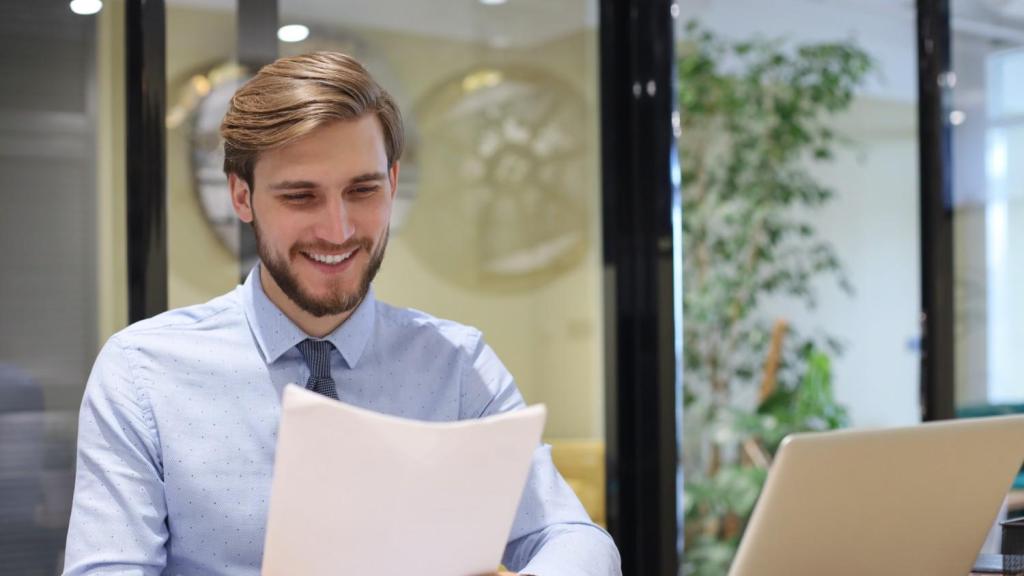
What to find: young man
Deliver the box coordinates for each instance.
[63,52,621,575]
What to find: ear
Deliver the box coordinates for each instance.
[388,161,400,200]
[228,173,254,223]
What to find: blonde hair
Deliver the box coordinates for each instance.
[220,51,404,189]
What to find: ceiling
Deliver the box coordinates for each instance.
[167,0,596,47]
[163,0,1024,102]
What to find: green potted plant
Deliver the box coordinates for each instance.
[678,22,872,576]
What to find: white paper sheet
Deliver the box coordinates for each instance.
[261,384,546,576]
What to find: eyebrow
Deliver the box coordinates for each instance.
[350,172,388,184]
[268,172,388,191]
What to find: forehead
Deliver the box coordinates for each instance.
[254,115,388,181]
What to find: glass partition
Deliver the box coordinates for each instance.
[161,0,606,526]
[1,0,607,572]
[0,0,123,572]
[675,1,920,572]
[275,0,607,524]
[949,0,1024,532]
[951,2,1024,413]
[165,0,240,308]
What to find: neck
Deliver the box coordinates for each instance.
[258,264,355,338]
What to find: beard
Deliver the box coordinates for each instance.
[253,219,388,318]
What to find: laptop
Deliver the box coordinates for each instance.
[729,415,1024,576]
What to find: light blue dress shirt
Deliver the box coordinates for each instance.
[63,267,620,576]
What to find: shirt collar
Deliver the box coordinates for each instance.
[241,265,376,368]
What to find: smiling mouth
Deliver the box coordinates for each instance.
[302,249,356,266]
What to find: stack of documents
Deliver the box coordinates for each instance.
[262,385,546,576]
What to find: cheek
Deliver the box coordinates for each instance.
[256,215,303,254]
[371,213,391,237]
[365,203,393,236]
[343,204,385,239]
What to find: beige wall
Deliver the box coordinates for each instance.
[165,7,240,307]
[96,0,127,344]
[359,28,604,439]
[101,5,606,440]
[96,3,241,340]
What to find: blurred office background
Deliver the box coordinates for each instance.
[0,0,1021,574]
[2,0,608,572]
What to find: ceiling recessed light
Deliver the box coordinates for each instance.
[480,0,508,5]
[278,24,310,43]
[69,0,102,15]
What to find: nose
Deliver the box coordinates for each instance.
[318,196,355,245]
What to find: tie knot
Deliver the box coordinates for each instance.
[296,339,334,380]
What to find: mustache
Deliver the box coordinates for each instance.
[292,237,372,255]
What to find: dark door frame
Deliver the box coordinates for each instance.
[125,0,167,323]
[916,0,956,422]
[599,0,681,573]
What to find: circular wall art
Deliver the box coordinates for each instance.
[405,66,592,293]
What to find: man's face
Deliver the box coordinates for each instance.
[229,115,398,317]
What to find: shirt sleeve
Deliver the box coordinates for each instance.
[459,331,622,576]
[62,336,168,576]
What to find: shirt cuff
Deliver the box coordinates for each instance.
[517,527,622,576]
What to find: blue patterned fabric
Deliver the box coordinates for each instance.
[296,339,338,399]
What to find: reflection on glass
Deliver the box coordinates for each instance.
[983,60,1024,404]
[952,4,1024,411]
[949,2,1024,554]
[0,0,115,573]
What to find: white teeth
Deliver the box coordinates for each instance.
[308,251,354,265]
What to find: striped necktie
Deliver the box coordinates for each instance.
[296,339,339,399]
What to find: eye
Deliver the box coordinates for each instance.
[282,192,313,202]
[351,186,380,197]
